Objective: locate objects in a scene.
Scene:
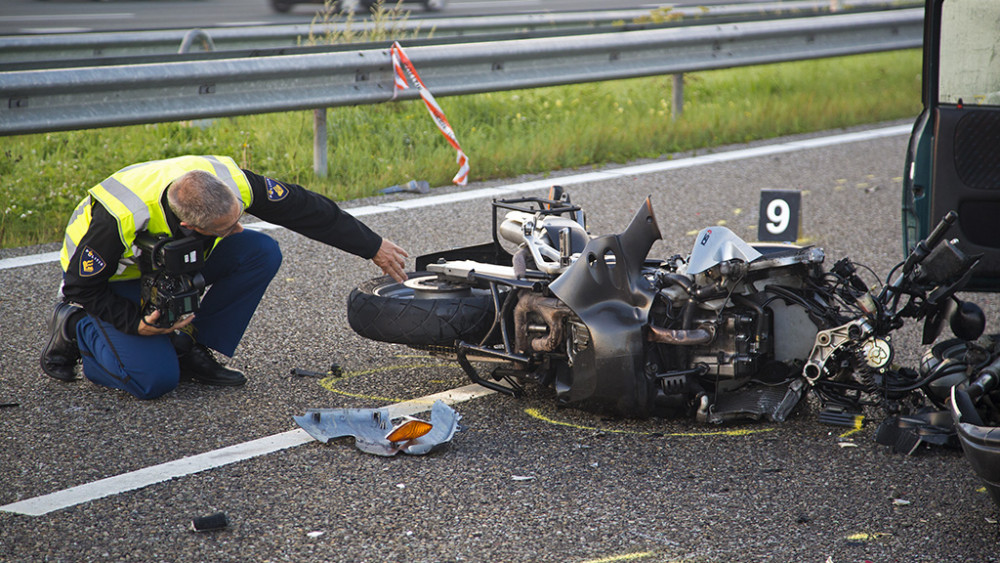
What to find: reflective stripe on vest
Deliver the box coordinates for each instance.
[60,155,253,280]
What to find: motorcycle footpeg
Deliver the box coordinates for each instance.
[817,409,865,428]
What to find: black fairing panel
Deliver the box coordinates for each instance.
[415,242,512,271]
[953,418,1000,508]
[548,198,662,417]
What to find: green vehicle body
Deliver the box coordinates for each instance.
[902,0,1000,291]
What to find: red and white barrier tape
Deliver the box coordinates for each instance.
[390,41,469,186]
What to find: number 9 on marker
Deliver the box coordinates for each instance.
[757,189,801,242]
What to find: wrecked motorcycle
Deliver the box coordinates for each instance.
[347,189,985,429]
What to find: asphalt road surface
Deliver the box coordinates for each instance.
[2,121,999,562]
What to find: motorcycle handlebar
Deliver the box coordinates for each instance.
[925,211,958,251]
[902,211,958,276]
[969,355,1000,400]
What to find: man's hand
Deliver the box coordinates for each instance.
[138,310,195,336]
[372,238,409,283]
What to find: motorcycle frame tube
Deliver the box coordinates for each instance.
[455,340,527,396]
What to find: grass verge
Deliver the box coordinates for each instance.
[0,49,921,249]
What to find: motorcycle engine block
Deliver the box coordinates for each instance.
[687,306,770,382]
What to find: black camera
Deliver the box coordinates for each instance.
[135,232,207,328]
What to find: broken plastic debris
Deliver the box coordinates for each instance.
[511,475,535,481]
[837,442,858,448]
[892,498,911,506]
[293,399,460,456]
[380,180,430,195]
[307,531,325,538]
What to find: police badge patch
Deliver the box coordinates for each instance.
[80,246,107,277]
[265,177,289,201]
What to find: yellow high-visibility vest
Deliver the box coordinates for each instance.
[60,155,253,280]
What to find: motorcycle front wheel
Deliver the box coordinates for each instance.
[347,272,499,347]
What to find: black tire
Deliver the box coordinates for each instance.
[347,272,498,347]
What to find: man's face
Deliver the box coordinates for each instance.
[189,201,244,238]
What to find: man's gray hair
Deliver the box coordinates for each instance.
[166,170,240,229]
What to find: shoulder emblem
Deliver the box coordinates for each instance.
[79,246,107,277]
[265,177,289,202]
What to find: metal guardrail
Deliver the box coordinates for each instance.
[0,9,924,139]
[0,0,919,69]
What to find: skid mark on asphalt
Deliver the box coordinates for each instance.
[524,408,776,438]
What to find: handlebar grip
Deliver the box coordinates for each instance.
[925,211,958,251]
[969,356,1000,400]
[901,211,958,276]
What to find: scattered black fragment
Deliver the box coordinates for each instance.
[191,512,229,532]
[290,363,342,378]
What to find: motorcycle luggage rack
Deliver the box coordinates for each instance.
[455,340,527,397]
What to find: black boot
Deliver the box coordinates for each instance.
[40,302,84,382]
[178,344,247,386]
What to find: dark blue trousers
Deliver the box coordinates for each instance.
[75,230,282,399]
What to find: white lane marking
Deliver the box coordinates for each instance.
[0,384,495,516]
[18,28,95,33]
[447,1,541,7]
[0,124,909,271]
[0,251,61,270]
[3,13,135,22]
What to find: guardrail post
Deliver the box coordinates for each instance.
[314,108,328,177]
[181,30,217,129]
[672,74,684,120]
[178,29,215,53]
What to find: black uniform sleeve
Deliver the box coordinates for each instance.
[242,170,383,259]
[61,203,144,334]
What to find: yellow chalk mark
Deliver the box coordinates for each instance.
[319,362,457,403]
[838,415,866,438]
[525,408,775,437]
[846,532,889,542]
[580,552,656,563]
